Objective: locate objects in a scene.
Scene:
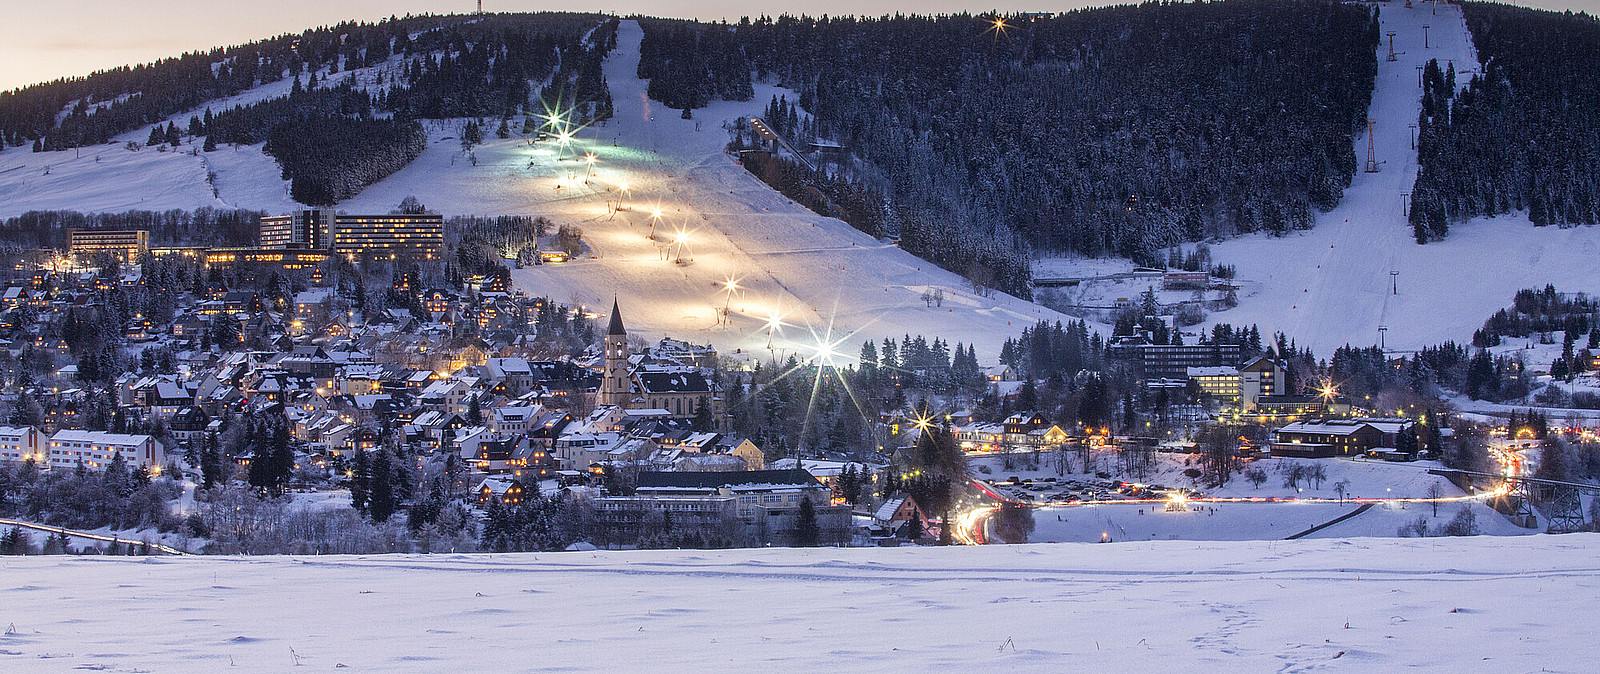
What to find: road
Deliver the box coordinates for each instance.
[0,517,188,555]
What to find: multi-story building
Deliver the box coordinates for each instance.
[1134,343,1242,379]
[69,229,149,264]
[260,210,443,261]
[590,469,852,547]
[0,426,44,466]
[327,214,444,261]
[1239,357,1287,410]
[260,209,335,249]
[205,248,330,271]
[1188,366,1241,400]
[46,430,165,472]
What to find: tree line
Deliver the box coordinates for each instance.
[636,2,1378,271]
[1410,4,1600,240]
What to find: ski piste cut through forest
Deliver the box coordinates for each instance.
[0,2,1597,294]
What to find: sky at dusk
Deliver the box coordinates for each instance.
[0,0,1593,91]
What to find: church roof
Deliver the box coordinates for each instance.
[607,298,626,336]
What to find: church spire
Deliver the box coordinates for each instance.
[607,297,627,336]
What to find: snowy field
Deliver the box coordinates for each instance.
[0,55,409,217]
[1031,499,1525,544]
[4,536,1599,672]
[975,451,1535,543]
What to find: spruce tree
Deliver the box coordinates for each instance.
[792,496,820,547]
[350,448,371,513]
[368,449,396,523]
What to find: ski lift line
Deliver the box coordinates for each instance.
[749,117,818,174]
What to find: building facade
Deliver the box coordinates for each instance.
[46,430,165,472]
[260,210,444,261]
[69,229,149,264]
[0,426,44,465]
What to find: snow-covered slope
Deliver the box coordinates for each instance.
[342,20,1068,356]
[1200,3,1600,354]
[0,55,409,216]
[0,20,1067,357]
[1035,3,1600,355]
[4,535,1599,671]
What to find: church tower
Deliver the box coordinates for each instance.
[598,298,632,407]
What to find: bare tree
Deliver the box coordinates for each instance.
[1425,481,1446,517]
[1307,463,1327,490]
[1198,425,1240,487]
[1281,461,1306,491]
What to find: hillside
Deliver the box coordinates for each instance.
[4,3,1600,358]
[633,1,1380,278]
[4,535,1599,671]
[1411,2,1600,235]
[1195,2,1600,355]
[337,20,1068,357]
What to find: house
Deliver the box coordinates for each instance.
[489,405,543,434]
[1270,419,1389,458]
[873,493,932,540]
[953,412,1070,453]
[475,477,524,505]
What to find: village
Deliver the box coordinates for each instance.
[0,211,1571,555]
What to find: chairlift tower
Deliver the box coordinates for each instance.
[1364,120,1381,173]
[1386,32,1398,62]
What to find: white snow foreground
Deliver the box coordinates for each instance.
[4,536,1599,671]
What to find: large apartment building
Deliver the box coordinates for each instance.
[46,430,165,472]
[261,210,443,261]
[69,229,150,263]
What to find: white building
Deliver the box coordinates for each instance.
[0,426,44,466]
[47,430,165,472]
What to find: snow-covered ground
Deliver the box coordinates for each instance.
[975,451,1534,543]
[0,55,410,217]
[5,536,1600,671]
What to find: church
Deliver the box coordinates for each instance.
[597,300,724,422]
